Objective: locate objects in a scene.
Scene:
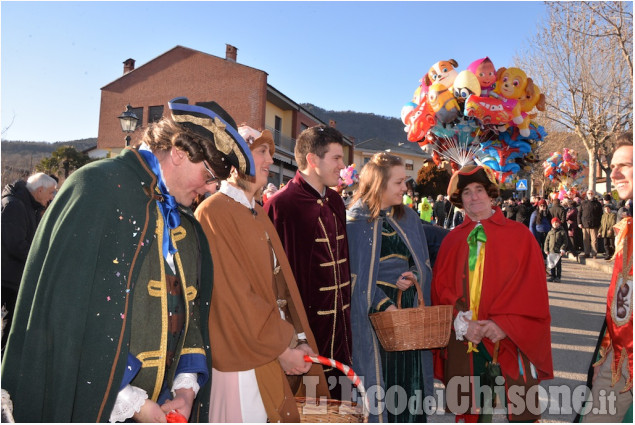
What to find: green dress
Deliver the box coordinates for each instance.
[370,220,426,422]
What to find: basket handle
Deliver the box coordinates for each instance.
[396,276,424,309]
[304,355,369,414]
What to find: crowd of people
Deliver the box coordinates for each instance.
[0,98,631,423]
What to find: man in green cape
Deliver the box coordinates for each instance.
[1,97,254,422]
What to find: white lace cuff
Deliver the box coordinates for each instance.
[454,311,473,341]
[172,372,200,397]
[109,384,148,423]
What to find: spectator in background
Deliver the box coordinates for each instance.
[403,188,414,209]
[452,207,464,228]
[412,193,421,211]
[549,198,567,229]
[503,199,518,221]
[602,193,615,210]
[616,200,628,220]
[530,199,552,256]
[564,198,583,255]
[598,204,617,260]
[433,194,447,228]
[1,172,57,350]
[578,189,603,258]
[418,195,433,222]
[544,217,567,282]
[549,197,568,249]
[516,197,533,227]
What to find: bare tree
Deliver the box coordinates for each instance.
[516,1,633,192]
[1,113,15,137]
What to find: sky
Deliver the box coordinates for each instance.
[1,1,547,142]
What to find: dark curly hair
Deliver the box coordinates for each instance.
[137,117,231,180]
[449,182,500,209]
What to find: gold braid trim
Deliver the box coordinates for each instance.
[172,114,246,173]
[181,347,206,356]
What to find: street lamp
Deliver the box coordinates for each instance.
[118,104,139,147]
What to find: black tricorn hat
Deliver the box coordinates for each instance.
[447,164,499,205]
[168,97,255,176]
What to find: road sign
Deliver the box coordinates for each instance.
[516,179,528,191]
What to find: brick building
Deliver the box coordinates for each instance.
[96,44,352,185]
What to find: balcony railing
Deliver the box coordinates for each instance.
[266,126,296,153]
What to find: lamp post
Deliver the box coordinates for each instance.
[118,104,139,147]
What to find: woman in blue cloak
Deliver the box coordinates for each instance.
[346,152,433,422]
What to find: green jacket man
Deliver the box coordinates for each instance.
[1,98,255,422]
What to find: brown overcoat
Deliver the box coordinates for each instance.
[195,191,329,421]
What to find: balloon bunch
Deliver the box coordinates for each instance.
[542,148,587,186]
[339,164,359,187]
[401,57,547,181]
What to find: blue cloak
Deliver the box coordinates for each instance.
[346,201,433,422]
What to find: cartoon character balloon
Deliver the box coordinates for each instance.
[467,57,497,96]
[424,59,459,89]
[402,57,548,177]
[339,164,359,187]
[453,70,482,104]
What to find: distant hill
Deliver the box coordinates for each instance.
[301,104,406,143]
[1,138,97,155]
[0,103,410,181]
[1,138,97,185]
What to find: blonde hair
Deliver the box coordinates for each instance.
[350,152,405,221]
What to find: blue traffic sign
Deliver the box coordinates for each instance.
[516,179,528,191]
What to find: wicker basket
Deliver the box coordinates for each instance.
[369,279,452,351]
[296,397,366,423]
[296,355,368,423]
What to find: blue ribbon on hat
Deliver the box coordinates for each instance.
[139,149,180,260]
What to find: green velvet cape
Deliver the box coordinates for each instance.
[1,148,213,422]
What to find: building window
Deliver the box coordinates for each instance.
[148,105,164,123]
[405,163,414,170]
[405,159,414,170]
[300,123,309,133]
[274,116,282,145]
[364,157,370,165]
[130,107,143,127]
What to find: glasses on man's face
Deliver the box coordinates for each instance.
[202,160,219,185]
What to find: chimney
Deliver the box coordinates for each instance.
[329,119,336,128]
[123,58,135,74]
[225,44,238,62]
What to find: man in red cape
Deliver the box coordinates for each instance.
[432,165,553,422]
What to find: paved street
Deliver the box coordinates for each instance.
[541,257,612,422]
[428,257,613,422]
